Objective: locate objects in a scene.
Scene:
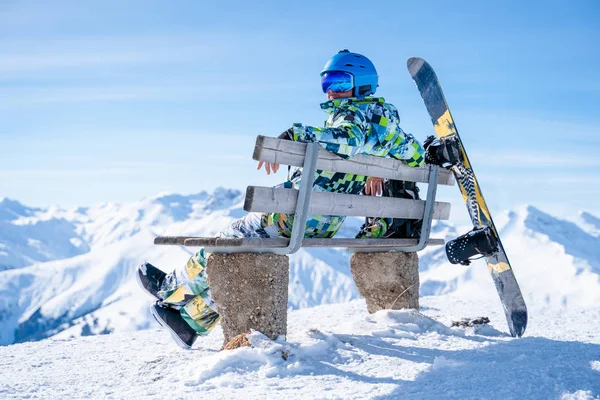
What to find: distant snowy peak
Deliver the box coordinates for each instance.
[0,189,244,271]
[149,191,210,221]
[498,205,593,238]
[148,188,242,220]
[0,197,39,222]
[0,199,87,271]
[522,205,567,233]
[579,211,600,237]
[497,206,600,271]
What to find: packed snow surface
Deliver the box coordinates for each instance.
[1,298,599,400]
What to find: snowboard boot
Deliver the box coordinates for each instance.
[356,180,423,239]
[136,262,167,300]
[150,303,199,350]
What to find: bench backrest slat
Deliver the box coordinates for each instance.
[253,136,455,186]
[153,135,453,252]
[245,186,451,220]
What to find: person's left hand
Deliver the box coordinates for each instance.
[364,177,384,196]
[257,161,280,175]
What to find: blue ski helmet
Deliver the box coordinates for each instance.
[321,49,378,97]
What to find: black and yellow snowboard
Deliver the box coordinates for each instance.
[407,57,527,337]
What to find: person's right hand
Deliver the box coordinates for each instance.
[257,161,280,175]
[364,177,384,196]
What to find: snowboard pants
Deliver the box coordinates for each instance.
[159,211,347,335]
[356,180,423,239]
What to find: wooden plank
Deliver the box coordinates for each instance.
[244,186,451,220]
[253,135,455,186]
[154,236,193,245]
[176,237,445,248]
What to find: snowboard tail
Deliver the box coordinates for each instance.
[407,57,527,337]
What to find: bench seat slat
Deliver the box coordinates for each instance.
[244,186,451,220]
[254,136,455,186]
[155,236,445,248]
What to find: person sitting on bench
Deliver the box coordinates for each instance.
[137,50,428,349]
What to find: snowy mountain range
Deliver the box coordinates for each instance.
[1,189,599,346]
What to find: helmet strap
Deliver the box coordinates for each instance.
[358,85,371,96]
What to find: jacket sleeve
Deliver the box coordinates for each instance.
[388,129,425,167]
[291,108,368,159]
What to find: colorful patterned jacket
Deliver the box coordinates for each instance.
[265,96,425,238]
[290,96,424,190]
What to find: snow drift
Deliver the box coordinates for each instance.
[1,299,598,399]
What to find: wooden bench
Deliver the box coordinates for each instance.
[153,135,455,345]
[155,135,455,253]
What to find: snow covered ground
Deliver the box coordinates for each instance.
[2,297,599,400]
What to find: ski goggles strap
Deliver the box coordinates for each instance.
[321,71,354,93]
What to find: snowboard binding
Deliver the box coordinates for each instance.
[445,226,499,265]
[423,135,461,169]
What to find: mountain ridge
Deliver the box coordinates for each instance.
[0,191,599,345]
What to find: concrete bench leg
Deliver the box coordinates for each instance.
[206,253,289,345]
[350,252,419,313]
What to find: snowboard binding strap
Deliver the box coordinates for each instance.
[424,135,461,169]
[445,226,499,265]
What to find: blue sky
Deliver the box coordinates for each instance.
[1,0,599,221]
